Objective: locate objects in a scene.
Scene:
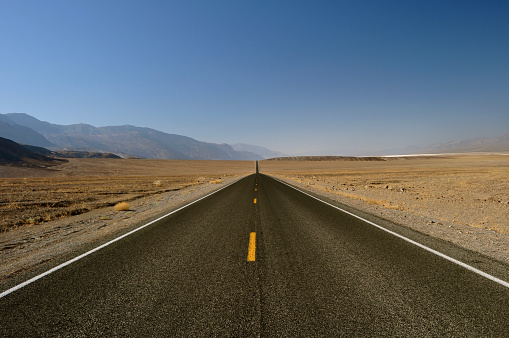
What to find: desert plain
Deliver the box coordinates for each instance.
[1,154,508,288]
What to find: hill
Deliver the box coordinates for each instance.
[423,133,509,154]
[23,145,122,159]
[2,113,263,160]
[370,133,509,156]
[0,137,67,167]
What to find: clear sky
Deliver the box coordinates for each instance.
[1,1,508,155]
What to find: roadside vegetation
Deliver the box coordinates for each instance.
[0,176,208,231]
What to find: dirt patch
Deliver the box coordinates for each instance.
[261,154,509,265]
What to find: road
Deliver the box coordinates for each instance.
[1,174,508,336]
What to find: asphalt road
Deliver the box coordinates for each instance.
[1,174,508,336]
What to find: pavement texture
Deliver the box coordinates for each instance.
[1,173,508,336]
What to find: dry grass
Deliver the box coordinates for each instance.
[113,202,130,211]
[366,198,383,206]
[209,179,222,184]
[0,175,215,231]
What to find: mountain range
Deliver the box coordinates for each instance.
[367,133,509,156]
[419,133,509,154]
[2,113,507,159]
[231,143,287,159]
[0,113,282,160]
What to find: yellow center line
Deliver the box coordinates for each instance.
[255,188,257,191]
[247,232,256,261]
[254,198,257,204]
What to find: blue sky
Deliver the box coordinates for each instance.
[1,1,508,155]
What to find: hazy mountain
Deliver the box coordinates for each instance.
[423,133,509,153]
[0,136,66,167]
[2,113,62,135]
[0,115,54,148]
[362,133,509,156]
[2,113,263,160]
[231,143,288,159]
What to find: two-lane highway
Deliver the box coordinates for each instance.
[1,173,508,336]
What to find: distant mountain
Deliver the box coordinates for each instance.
[0,137,66,167]
[423,133,509,153]
[2,113,61,135]
[1,113,263,160]
[231,143,288,159]
[366,133,509,156]
[0,115,54,148]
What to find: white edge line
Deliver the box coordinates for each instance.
[270,175,509,289]
[0,176,247,299]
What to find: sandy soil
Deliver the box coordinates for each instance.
[261,154,509,265]
[0,158,256,178]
